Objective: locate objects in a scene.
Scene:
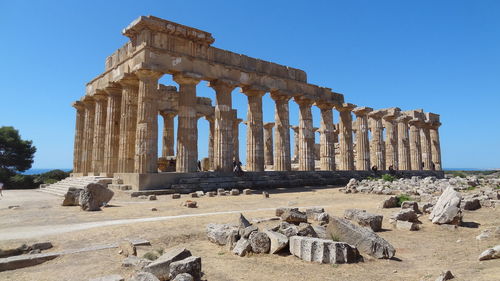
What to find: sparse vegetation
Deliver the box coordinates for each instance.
[396,194,413,207]
[381,174,396,182]
[330,234,341,242]
[466,186,476,191]
[495,186,500,190]
[142,251,159,261]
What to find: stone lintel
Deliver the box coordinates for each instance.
[104,82,122,95]
[403,109,425,120]
[293,96,315,106]
[270,90,293,101]
[352,106,374,116]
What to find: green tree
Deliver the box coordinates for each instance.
[0,126,36,182]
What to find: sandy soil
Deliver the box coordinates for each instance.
[0,187,499,281]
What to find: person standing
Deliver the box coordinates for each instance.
[0,182,3,197]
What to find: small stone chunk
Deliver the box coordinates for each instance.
[183,200,197,208]
[401,201,420,213]
[122,255,151,269]
[207,191,216,197]
[138,195,148,199]
[264,230,289,254]
[172,273,194,281]
[262,191,270,198]
[151,208,158,211]
[249,232,271,254]
[118,241,137,257]
[281,209,307,224]
[305,207,325,219]
[422,203,434,214]
[190,193,198,198]
[169,256,202,281]
[195,191,204,197]
[240,225,258,239]
[391,209,418,223]
[230,189,240,195]
[278,222,299,237]
[239,213,251,228]
[460,198,481,211]
[312,225,328,239]
[395,220,419,231]
[172,194,181,199]
[478,245,500,261]
[233,238,252,257]
[313,212,330,223]
[275,207,298,217]
[297,223,318,237]
[435,270,454,281]
[380,196,398,208]
[143,247,192,280]
[149,195,157,201]
[243,189,252,195]
[217,188,225,196]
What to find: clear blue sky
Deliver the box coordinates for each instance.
[1,0,499,169]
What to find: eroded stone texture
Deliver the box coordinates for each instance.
[409,118,423,171]
[429,186,462,225]
[271,92,291,171]
[243,87,265,171]
[295,97,315,171]
[317,102,336,171]
[396,115,412,171]
[117,75,139,173]
[72,101,85,174]
[263,122,275,166]
[353,107,373,171]
[368,109,385,170]
[103,84,122,176]
[382,108,400,170]
[337,103,356,171]
[160,111,176,158]
[289,236,361,264]
[81,97,95,175]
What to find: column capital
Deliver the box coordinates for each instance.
[93,91,108,102]
[204,114,215,123]
[352,106,373,116]
[135,69,163,81]
[159,110,177,118]
[270,90,292,101]
[291,125,299,132]
[382,107,401,121]
[263,122,275,129]
[429,121,442,129]
[240,85,267,97]
[408,118,424,127]
[335,103,357,112]
[208,79,238,92]
[72,100,84,110]
[82,95,95,105]
[118,74,140,88]
[396,115,412,124]
[173,72,202,85]
[315,101,335,110]
[293,96,314,106]
[368,109,386,120]
[104,82,122,96]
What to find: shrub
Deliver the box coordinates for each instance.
[396,194,412,207]
[330,234,341,242]
[142,251,159,261]
[34,169,70,184]
[381,174,396,182]
[7,174,36,189]
[495,186,500,190]
[466,186,476,191]
[44,178,58,185]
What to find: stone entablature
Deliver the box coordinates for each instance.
[72,16,443,190]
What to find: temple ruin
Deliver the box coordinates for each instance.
[70,16,443,190]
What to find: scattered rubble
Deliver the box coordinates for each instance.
[344,209,383,232]
[435,270,454,281]
[476,226,500,240]
[478,245,500,261]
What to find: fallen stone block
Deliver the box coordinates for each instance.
[380,196,398,208]
[183,200,197,208]
[79,183,114,211]
[313,212,329,223]
[297,223,317,237]
[172,194,181,199]
[305,207,324,219]
[395,220,419,231]
[401,201,420,213]
[143,247,192,280]
[62,187,82,206]
[429,186,462,225]
[206,223,238,245]
[240,225,258,239]
[264,230,288,254]
[230,189,240,195]
[130,272,160,281]
[189,192,198,198]
[173,273,194,281]
[232,238,252,257]
[391,209,418,223]
[89,274,125,281]
[460,198,481,211]
[243,189,252,195]
[478,245,500,261]
[239,213,251,228]
[149,195,157,201]
[169,256,201,281]
[327,216,396,259]
[289,236,361,264]
[207,191,215,197]
[262,191,269,198]
[435,270,454,281]
[278,222,299,238]
[0,252,60,272]
[312,225,328,239]
[281,209,307,224]
[344,209,383,232]
[217,188,225,196]
[249,232,270,254]
[275,207,298,217]
[122,255,151,269]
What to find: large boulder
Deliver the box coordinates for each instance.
[206,224,238,245]
[327,216,396,259]
[344,209,383,232]
[289,236,361,264]
[249,232,270,254]
[143,247,192,280]
[380,196,398,208]
[169,256,202,281]
[429,186,462,225]
[460,198,481,211]
[62,187,82,206]
[79,183,114,211]
[478,245,500,261]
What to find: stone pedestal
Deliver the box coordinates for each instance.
[72,101,85,174]
[263,122,275,166]
[396,115,412,170]
[317,103,336,171]
[209,80,236,172]
[420,121,433,171]
[135,70,162,174]
[160,111,176,158]
[408,119,423,171]
[295,97,315,171]
[102,84,122,176]
[336,103,356,171]
[91,93,108,175]
[382,108,400,170]
[353,107,373,170]
[368,110,385,171]
[118,75,139,173]
[242,87,266,171]
[271,92,291,171]
[174,73,201,173]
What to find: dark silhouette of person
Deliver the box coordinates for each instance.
[371,165,378,172]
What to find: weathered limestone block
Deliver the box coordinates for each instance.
[79,183,114,211]
[122,255,151,269]
[169,256,201,281]
[289,236,361,264]
[380,196,399,208]
[238,213,251,228]
[312,225,328,239]
[327,216,396,259]
[297,223,318,237]
[173,273,194,281]
[391,209,418,223]
[478,245,500,261]
[206,224,238,245]
[62,187,82,206]
[435,270,454,281]
[143,247,192,280]
[344,209,383,232]
[232,238,252,257]
[275,207,298,217]
[395,220,419,231]
[278,222,299,238]
[281,209,307,224]
[429,186,462,225]
[130,272,160,281]
[305,207,325,219]
[460,198,481,211]
[239,225,258,239]
[249,232,270,254]
[401,201,420,213]
[264,230,289,254]
[89,274,124,281]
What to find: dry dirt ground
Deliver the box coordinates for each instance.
[0,187,499,281]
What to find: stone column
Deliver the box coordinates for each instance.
[429,119,442,171]
[396,115,412,170]
[81,97,95,175]
[160,111,176,158]
[209,80,236,172]
[242,87,266,171]
[295,97,315,171]
[233,115,242,163]
[91,92,108,175]
[409,119,423,170]
[72,101,85,174]
[317,102,336,171]
[291,125,299,163]
[174,73,201,173]
[420,121,433,170]
[134,70,162,174]
[353,107,373,170]
[102,84,122,176]
[270,92,292,171]
[382,108,400,170]
[117,75,139,173]
[205,115,215,170]
[263,122,275,167]
[336,103,356,170]
[368,110,385,171]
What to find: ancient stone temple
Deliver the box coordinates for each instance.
[71,16,443,190]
